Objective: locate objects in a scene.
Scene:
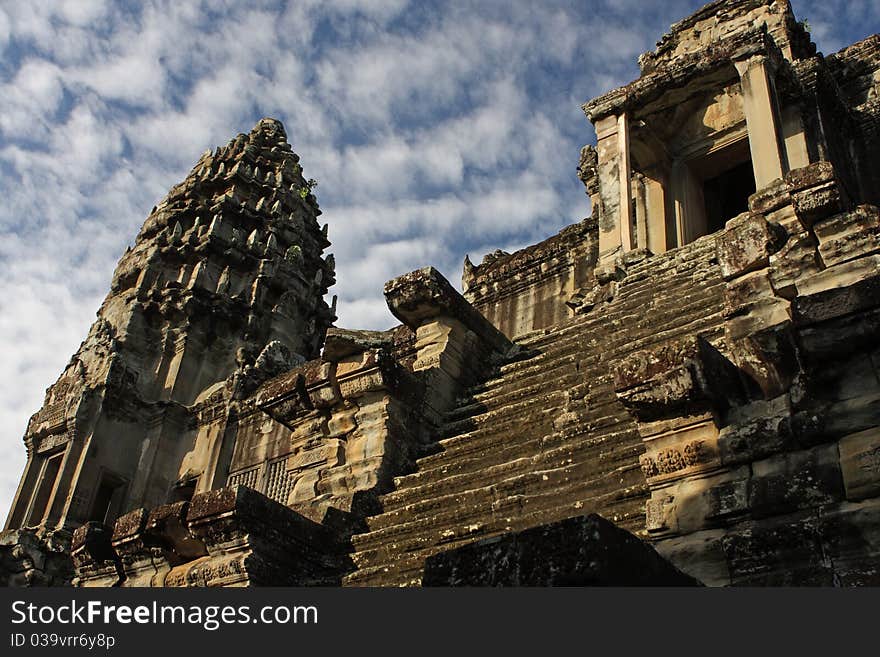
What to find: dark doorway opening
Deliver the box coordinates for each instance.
[702,158,756,234]
[89,473,126,525]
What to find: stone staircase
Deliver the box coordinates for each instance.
[343,235,727,586]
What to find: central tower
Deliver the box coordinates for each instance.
[5,118,336,536]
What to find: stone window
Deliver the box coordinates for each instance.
[24,451,65,526]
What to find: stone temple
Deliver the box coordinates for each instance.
[2,0,880,586]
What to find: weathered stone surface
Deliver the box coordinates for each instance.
[615,335,746,421]
[716,212,787,281]
[0,529,73,587]
[813,205,880,268]
[839,428,880,501]
[385,266,514,358]
[422,514,701,586]
[323,328,393,362]
[748,445,845,518]
[178,485,348,586]
[793,255,880,325]
[463,218,597,338]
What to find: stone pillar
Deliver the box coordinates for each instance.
[614,336,749,544]
[595,112,634,265]
[618,113,634,252]
[735,55,788,188]
[781,105,811,171]
[634,174,648,250]
[4,450,40,529]
[645,175,669,254]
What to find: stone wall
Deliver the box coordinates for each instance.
[614,161,880,585]
[826,35,880,206]
[462,218,597,339]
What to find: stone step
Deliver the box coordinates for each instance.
[619,275,725,311]
[449,359,589,421]
[463,350,589,401]
[344,485,648,586]
[424,397,628,476]
[373,432,644,528]
[604,310,726,358]
[468,293,719,395]
[616,280,726,317]
[439,392,564,442]
[341,240,726,585]
[443,373,584,434]
[420,421,640,498]
[354,452,645,554]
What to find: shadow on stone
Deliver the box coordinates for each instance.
[422,514,701,586]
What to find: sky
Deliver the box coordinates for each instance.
[0,0,877,522]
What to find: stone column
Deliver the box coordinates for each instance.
[735,55,788,188]
[595,112,634,265]
[645,175,669,253]
[4,450,40,529]
[781,105,811,171]
[617,113,634,252]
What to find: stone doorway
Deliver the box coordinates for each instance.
[675,137,756,245]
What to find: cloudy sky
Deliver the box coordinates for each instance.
[0,0,876,521]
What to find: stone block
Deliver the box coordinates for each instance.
[749,178,791,215]
[792,182,843,229]
[309,382,341,409]
[422,514,701,586]
[185,485,347,586]
[646,466,750,536]
[288,440,345,472]
[721,512,837,586]
[716,212,786,281]
[723,269,775,317]
[797,305,880,366]
[813,205,880,268]
[639,415,721,486]
[615,335,747,421]
[384,266,513,357]
[322,328,392,362]
[326,402,358,438]
[793,254,880,326]
[768,231,821,299]
[726,319,800,398]
[653,529,731,587]
[748,445,844,518]
[144,501,206,562]
[718,397,793,465]
[335,349,380,378]
[839,428,880,501]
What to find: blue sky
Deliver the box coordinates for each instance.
[0,0,877,520]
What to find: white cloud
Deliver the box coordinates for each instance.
[0,8,9,50]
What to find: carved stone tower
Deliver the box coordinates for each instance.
[5,118,335,537]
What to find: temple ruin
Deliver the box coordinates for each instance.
[2,0,879,586]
